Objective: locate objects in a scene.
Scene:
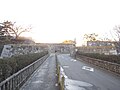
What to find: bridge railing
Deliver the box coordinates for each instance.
[0,54,49,90]
[77,55,120,75]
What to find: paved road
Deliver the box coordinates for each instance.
[58,54,120,90]
[20,54,59,90]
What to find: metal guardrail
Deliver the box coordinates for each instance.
[0,54,49,90]
[77,55,120,75]
[55,54,65,90]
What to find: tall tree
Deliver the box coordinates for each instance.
[0,21,31,39]
[0,21,14,37]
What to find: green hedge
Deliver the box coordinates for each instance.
[77,51,120,64]
[0,51,48,82]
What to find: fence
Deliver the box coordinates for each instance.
[0,54,49,90]
[77,55,120,75]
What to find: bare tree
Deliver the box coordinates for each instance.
[99,33,112,41]
[112,25,120,54]
[113,25,120,41]
[10,25,31,39]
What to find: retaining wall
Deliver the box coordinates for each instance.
[77,55,120,75]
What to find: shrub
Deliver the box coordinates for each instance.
[0,51,48,82]
[77,51,120,64]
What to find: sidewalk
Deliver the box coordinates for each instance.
[20,54,59,90]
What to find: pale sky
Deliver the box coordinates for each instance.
[1,0,120,46]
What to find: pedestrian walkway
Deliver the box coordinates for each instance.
[20,54,59,90]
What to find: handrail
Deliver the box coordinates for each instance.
[0,54,49,90]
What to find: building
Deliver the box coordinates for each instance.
[47,43,75,54]
[87,41,115,47]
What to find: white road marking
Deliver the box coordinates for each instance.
[63,65,69,68]
[82,66,94,72]
[71,59,77,62]
[32,80,43,83]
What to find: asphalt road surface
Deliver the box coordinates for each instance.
[57,54,120,90]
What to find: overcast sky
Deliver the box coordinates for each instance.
[0,0,120,45]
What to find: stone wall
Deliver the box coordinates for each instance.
[0,44,48,58]
[48,44,75,55]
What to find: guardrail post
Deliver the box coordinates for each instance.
[58,66,60,84]
[61,76,65,90]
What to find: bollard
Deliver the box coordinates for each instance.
[61,76,65,90]
[58,66,60,84]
